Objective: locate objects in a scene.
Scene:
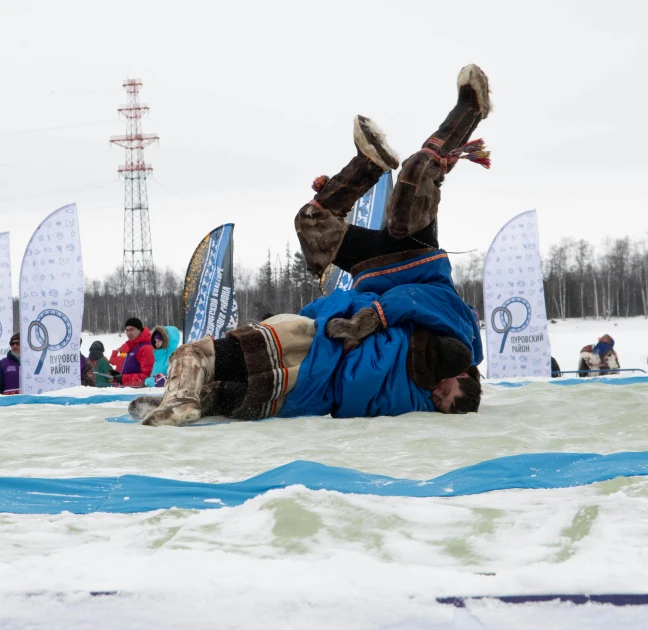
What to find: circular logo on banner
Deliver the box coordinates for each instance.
[491,297,532,353]
[27,309,73,375]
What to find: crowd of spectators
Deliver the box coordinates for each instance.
[0,317,180,394]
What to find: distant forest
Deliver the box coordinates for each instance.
[13,236,644,335]
[453,236,648,320]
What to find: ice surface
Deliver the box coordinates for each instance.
[0,320,646,628]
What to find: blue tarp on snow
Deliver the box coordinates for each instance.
[491,375,648,388]
[2,451,648,514]
[0,393,162,407]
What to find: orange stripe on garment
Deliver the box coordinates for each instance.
[373,301,388,328]
[353,253,448,289]
[261,324,290,395]
[261,323,284,359]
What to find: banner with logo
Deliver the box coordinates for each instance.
[320,171,393,295]
[483,209,551,378]
[20,203,84,394]
[183,223,238,343]
[0,232,12,358]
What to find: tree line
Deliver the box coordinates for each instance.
[452,235,648,319]
[12,236,644,336]
[70,244,320,333]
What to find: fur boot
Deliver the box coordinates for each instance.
[386,64,491,240]
[295,116,399,277]
[128,395,163,420]
[141,336,215,426]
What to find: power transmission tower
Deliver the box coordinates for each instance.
[110,78,159,292]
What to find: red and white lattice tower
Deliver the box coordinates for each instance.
[110,78,159,288]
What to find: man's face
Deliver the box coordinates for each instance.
[431,377,462,414]
[10,340,20,355]
[125,326,141,341]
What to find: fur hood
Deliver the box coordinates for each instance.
[151,325,170,349]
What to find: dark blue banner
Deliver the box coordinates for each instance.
[183,223,238,343]
[320,171,393,295]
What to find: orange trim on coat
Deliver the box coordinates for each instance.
[352,253,449,289]
[373,301,388,328]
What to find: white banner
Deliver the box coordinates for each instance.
[20,203,84,394]
[483,209,551,378]
[0,232,12,357]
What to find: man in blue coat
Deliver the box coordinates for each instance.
[134,64,490,426]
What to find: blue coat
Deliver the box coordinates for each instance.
[280,250,482,419]
[145,326,181,387]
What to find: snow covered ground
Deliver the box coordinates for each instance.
[1,318,647,629]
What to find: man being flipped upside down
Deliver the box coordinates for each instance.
[132,64,492,426]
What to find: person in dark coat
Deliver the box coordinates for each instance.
[0,333,21,395]
[79,339,95,387]
[131,64,490,426]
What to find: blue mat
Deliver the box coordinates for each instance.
[105,414,231,426]
[2,452,648,514]
[492,375,648,388]
[0,393,162,407]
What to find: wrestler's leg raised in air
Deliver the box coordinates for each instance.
[296,64,491,277]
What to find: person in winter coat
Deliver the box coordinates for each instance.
[109,345,127,373]
[88,341,113,388]
[112,318,155,388]
[145,325,181,387]
[0,333,21,395]
[131,64,489,426]
[578,334,620,377]
[79,339,95,387]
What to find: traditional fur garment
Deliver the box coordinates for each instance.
[578,335,620,377]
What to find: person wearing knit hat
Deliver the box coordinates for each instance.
[124,318,144,335]
[115,317,155,388]
[1,333,21,395]
[88,340,113,388]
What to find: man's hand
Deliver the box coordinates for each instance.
[326,307,382,352]
[112,374,123,385]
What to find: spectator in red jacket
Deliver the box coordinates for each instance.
[109,344,127,372]
[112,318,155,388]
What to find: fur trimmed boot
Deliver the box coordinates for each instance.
[386,64,491,240]
[141,336,216,426]
[296,116,399,277]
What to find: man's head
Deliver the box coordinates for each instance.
[124,317,144,341]
[9,333,20,357]
[431,366,482,414]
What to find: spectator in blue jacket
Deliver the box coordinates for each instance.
[145,325,181,387]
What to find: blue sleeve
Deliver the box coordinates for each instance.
[299,295,328,320]
[372,284,482,365]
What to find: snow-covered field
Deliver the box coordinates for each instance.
[1,318,647,629]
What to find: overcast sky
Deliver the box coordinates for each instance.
[1,0,647,291]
